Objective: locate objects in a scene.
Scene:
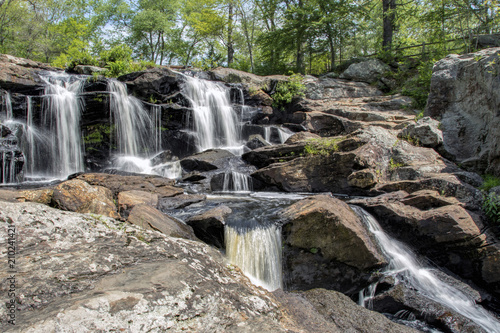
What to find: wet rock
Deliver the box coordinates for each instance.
[301,288,419,333]
[158,194,206,210]
[186,205,232,248]
[280,195,386,293]
[246,134,270,150]
[425,47,500,175]
[371,284,488,333]
[127,204,196,240]
[398,117,443,148]
[181,171,206,182]
[52,179,119,218]
[180,149,234,172]
[150,150,178,166]
[243,142,307,169]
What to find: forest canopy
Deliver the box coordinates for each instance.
[0,0,498,76]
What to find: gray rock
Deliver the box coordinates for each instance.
[425,47,500,175]
[186,205,232,248]
[0,201,287,332]
[303,76,383,100]
[398,117,443,148]
[180,149,234,172]
[246,134,270,150]
[339,59,392,84]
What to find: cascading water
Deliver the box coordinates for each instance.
[222,171,252,192]
[263,126,293,144]
[352,205,500,333]
[182,76,242,153]
[2,90,12,120]
[225,224,282,291]
[108,80,155,157]
[39,73,85,177]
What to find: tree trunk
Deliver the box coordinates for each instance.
[382,0,396,51]
[227,1,234,66]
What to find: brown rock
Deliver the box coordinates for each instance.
[117,190,158,210]
[19,189,54,205]
[284,132,321,144]
[127,205,196,240]
[52,179,119,218]
[280,195,385,270]
[0,189,20,202]
[186,205,232,248]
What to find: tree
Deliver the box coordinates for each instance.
[382,0,396,51]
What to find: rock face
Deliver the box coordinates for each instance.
[0,124,24,183]
[425,47,500,175]
[52,179,119,218]
[398,116,443,148]
[0,54,57,93]
[339,59,392,85]
[186,205,232,248]
[0,201,285,332]
[279,195,386,294]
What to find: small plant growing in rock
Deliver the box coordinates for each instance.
[272,73,306,110]
[482,192,500,225]
[304,137,341,156]
[389,158,405,170]
[480,175,500,192]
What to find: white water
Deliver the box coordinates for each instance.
[222,171,252,192]
[353,206,500,333]
[108,80,155,157]
[2,91,12,120]
[1,152,17,183]
[113,155,182,179]
[182,76,242,153]
[263,125,293,144]
[152,105,162,153]
[225,225,283,291]
[40,73,85,177]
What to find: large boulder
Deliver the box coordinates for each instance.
[303,75,383,100]
[339,59,392,84]
[0,54,57,93]
[52,179,119,218]
[398,116,443,148]
[180,149,235,172]
[186,205,232,248]
[127,204,196,240]
[279,195,386,294]
[425,47,500,175]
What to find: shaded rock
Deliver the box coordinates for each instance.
[398,117,443,148]
[19,189,54,205]
[150,150,177,166]
[158,194,206,210]
[246,134,270,150]
[279,195,386,293]
[243,142,308,169]
[301,288,419,333]
[186,205,232,248]
[127,204,196,240]
[209,67,284,92]
[285,132,321,144]
[52,179,119,218]
[425,47,500,175]
[339,59,392,84]
[181,171,206,182]
[180,149,234,172]
[348,169,378,189]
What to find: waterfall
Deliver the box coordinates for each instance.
[352,205,500,333]
[152,105,162,153]
[2,91,12,120]
[182,76,241,153]
[1,152,18,183]
[222,171,252,192]
[263,126,293,144]
[108,80,155,157]
[225,224,282,291]
[40,73,85,177]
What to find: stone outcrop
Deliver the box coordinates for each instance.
[398,116,443,148]
[0,54,58,93]
[186,205,232,248]
[180,149,235,172]
[279,195,386,294]
[425,47,500,175]
[52,179,119,218]
[339,59,392,85]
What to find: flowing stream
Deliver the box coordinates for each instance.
[352,205,500,333]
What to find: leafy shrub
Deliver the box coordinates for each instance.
[401,60,434,110]
[480,174,500,192]
[272,73,306,110]
[483,192,500,225]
